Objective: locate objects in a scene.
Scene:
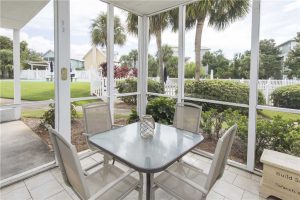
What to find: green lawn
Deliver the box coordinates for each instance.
[0,80,91,101]
[259,110,300,121]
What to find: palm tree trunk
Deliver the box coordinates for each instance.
[195,19,205,81]
[156,31,164,85]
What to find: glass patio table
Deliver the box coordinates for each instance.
[89,122,204,200]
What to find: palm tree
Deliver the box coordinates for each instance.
[127,13,170,84]
[128,49,138,68]
[169,0,250,80]
[90,12,126,47]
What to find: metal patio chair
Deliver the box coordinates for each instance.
[82,102,120,164]
[154,124,237,200]
[173,102,202,134]
[48,128,143,200]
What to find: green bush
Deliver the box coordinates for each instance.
[271,84,300,109]
[40,103,78,128]
[255,116,300,163]
[146,97,175,125]
[201,108,300,164]
[127,108,139,124]
[116,78,164,104]
[185,80,265,111]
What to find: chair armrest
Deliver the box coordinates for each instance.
[164,169,208,195]
[88,169,136,200]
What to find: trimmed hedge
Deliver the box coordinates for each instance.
[185,80,265,111]
[146,97,176,124]
[116,78,164,104]
[271,84,300,109]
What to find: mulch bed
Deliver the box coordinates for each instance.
[22,117,132,152]
[23,118,247,165]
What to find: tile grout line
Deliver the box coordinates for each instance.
[23,180,33,200]
[49,169,74,199]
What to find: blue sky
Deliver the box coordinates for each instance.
[0,0,299,61]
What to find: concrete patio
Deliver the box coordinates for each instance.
[0,152,266,200]
[0,121,54,180]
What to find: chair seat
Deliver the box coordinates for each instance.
[154,162,208,200]
[86,164,139,200]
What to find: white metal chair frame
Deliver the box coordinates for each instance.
[82,102,122,165]
[154,124,237,200]
[173,102,202,134]
[48,128,143,200]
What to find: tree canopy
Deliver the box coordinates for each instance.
[169,0,250,80]
[0,36,43,78]
[90,12,126,47]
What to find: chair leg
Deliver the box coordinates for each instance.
[112,157,115,165]
[138,173,143,200]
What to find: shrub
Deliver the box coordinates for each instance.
[255,116,300,163]
[201,108,300,165]
[41,103,78,128]
[185,80,265,111]
[271,84,300,109]
[127,108,139,124]
[201,108,248,141]
[116,78,164,104]
[146,97,175,125]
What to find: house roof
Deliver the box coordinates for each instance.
[83,47,106,60]
[101,0,198,16]
[277,39,296,48]
[0,0,49,29]
[43,50,54,58]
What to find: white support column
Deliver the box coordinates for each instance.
[107,4,114,122]
[54,0,71,141]
[247,0,261,171]
[137,16,149,116]
[177,5,185,103]
[13,29,21,119]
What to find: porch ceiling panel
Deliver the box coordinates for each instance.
[0,0,50,29]
[101,0,197,16]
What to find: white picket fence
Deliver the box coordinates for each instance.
[90,77,300,105]
[146,77,300,105]
[21,69,91,81]
[20,69,299,105]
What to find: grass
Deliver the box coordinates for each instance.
[259,110,300,121]
[22,109,46,118]
[0,80,91,101]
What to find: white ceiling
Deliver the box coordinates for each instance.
[0,0,50,29]
[102,0,197,16]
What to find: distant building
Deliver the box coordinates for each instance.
[42,50,84,70]
[200,46,211,74]
[277,39,297,61]
[169,46,210,63]
[43,50,55,62]
[277,39,297,78]
[83,46,106,70]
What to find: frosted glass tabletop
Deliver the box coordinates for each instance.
[89,122,204,173]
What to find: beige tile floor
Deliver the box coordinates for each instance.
[0,152,267,200]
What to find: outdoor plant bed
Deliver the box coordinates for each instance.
[22,117,131,152]
[198,133,247,165]
[22,117,89,152]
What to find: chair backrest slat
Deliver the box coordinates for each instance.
[82,102,112,135]
[205,124,237,190]
[49,128,90,199]
[173,102,202,133]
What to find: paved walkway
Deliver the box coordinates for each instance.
[0,121,54,180]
